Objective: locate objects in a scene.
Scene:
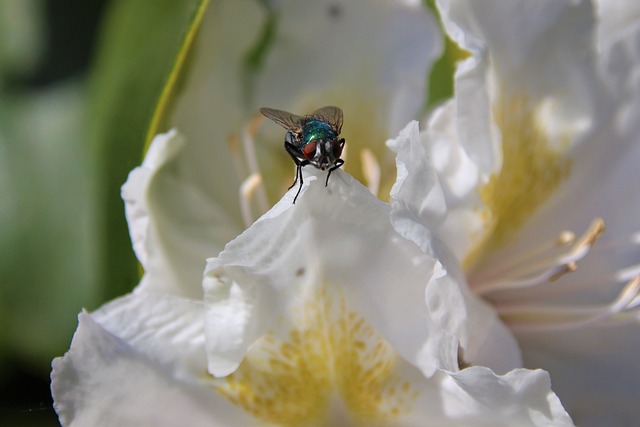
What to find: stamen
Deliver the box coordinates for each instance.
[472,230,576,284]
[240,173,264,228]
[227,133,248,181]
[498,277,640,332]
[617,264,640,283]
[558,218,604,264]
[475,262,577,295]
[242,114,269,214]
[474,219,605,296]
[360,148,381,196]
[548,262,577,282]
[556,231,576,246]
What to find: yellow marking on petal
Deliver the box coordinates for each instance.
[215,287,418,426]
[466,95,572,269]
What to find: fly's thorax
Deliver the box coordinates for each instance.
[302,118,338,147]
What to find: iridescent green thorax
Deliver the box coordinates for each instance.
[302,118,338,146]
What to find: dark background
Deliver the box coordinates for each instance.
[5,0,109,89]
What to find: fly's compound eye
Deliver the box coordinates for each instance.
[331,140,343,158]
[303,141,317,160]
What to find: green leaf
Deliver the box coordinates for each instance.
[424,0,469,109]
[87,0,209,300]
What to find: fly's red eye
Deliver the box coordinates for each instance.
[303,142,317,160]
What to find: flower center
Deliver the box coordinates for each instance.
[210,287,419,426]
[465,95,573,270]
[463,95,640,332]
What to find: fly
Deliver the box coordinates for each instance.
[260,106,345,203]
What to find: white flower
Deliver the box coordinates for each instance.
[52,131,574,425]
[127,0,440,299]
[388,0,640,424]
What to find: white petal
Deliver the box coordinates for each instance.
[437,0,599,174]
[92,291,207,377]
[428,1,640,426]
[595,0,640,50]
[202,273,569,425]
[388,120,447,228]
[121,130,181,269]
[168,0,263,219]
[438,367,574,426]
[203,169,465,378]
[254,0,441,135]
[203,267,278,377]
[360,358,574,426]
[388,121,522,374]
[121,130,243,298]
[483,12,640,306]
[51,313,251,427]
[427,101,487,259]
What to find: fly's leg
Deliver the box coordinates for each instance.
[325,158,344,186]
[285,141,309,204]
[325,138,346,186]
[288,165,299,190]
[293,166,304,203]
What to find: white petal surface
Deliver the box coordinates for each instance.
[480,6,640,295]
[121,130,241,298]
[497,9,640,425]
[203,169,464,378]
[437,367,574,426]
[596,0,640,48]
[419,101,484,260]
[422,1,640,424]
[437,0,599,175]
[387,120,447,229]
[51,313,250,427]
[202,272,572,425]
[92,291,207,377]
[254,0,440,135]
[388,121,522,374]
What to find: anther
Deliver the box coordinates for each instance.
[228,133,248,181]
[555,231,575,246]
[242,114,269,214]
[360,148,381,196]
[475,220,606,295]
[240,173,263,228]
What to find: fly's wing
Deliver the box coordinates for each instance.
[311,106,343,134]
[260,108,304,134]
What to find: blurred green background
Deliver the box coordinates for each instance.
[1,1,113,425]
[0,0,226,424]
